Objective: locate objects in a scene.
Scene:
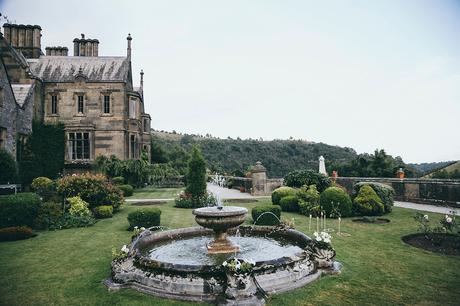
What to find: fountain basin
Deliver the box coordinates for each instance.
[107,226,335,305]
[193,206,248,254]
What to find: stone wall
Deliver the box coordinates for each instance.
[335,177,460,207]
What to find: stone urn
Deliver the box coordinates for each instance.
[193,206,247,254]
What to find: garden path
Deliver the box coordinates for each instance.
[395,201,460,215]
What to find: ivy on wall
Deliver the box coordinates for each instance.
[19,121,65,185]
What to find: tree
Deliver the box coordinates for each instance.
[0,149,18,184]
[185,146,207,204]
[150,140,169,164]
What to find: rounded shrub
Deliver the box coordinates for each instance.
[283,170,331,192]
[271,186,297,205]
[67,196,91,217]
[118,184,134,197]
[112,176,125,185]
[353,182,394,213]
[320,187,352,218]
[0,149,18,184]
[251,205,281,225]
[94,205,113,219]
[0,193,41,227]
[353,185,385,216]
[0,226,35,241]
[31,177,53,192]
[279,195,300,212]
[127,208,161,229]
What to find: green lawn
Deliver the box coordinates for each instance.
[1,199,460,306]
[130,187,183,199]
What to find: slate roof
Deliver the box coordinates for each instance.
[11,83,34,107]
[27,56,129,82]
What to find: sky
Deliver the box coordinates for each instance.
[1,0,459,163]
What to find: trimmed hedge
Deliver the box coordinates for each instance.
[252,205,281,225]
[271,186,297,205]
[0,226,35,241]
[354,182,395,213]
[283,170,331,192]
[320,187,352,218]
[353,185,385,216]
[118,184,134,197]
[279,195,300,212]
[0,193,41,227]
[127,208,161,229]
[94,205,113,219]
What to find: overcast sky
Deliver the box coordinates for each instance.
[1,0,459,163]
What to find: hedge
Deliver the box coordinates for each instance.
[354,182,394,213]
[118,184,134,197]
[353,185,385,216]
[0,149,18,184]
[127,208,161,229]
[251,205,281,225]
[279,195,300,212]
[283,170,331,192]
[271,186,297,205]
[94,205,113,219]
[320,187,352,218]
[0,193,41,227]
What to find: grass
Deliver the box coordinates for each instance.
[130,187,183,199]
[1,199,460,306]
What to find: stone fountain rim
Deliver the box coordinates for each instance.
[192,206,248,217]
[132,225,311,274]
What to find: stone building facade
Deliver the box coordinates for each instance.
[0,23,151,169]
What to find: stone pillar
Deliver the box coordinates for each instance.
[250,161,267,196]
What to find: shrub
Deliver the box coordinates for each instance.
[56,173,123,211]
[0,226,34,241]
[283,170,331,192]
[48,214,96,230]
[354,182,395,213]
[0,149,18,184]
[297,185,321,216]
[271,186,297,205]
[94,205,113,219]
[67,196,91,217]
[353,185,385,216]
[320,187,352,218]
[30,176,56,201]
[251,205,281,225]
[112,176,125,185]
[0,193,41,227]
[118,184,134,197]
[34,201,63,229]
[299,200,321,216]
[279,195,300,212]
[175,191,216,208]
[185,146,207,205]
[127,208,161,229]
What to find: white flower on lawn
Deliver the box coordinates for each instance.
[446,217,452,223]
[423,215,429,220]
[121,245,129,253]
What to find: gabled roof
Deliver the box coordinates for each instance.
[27,56,129,83]
[11,84,34,107]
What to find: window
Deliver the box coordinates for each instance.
[103,95,110,114]
[130,135,137,159]
[16,134,28,161]
[143,118,149,132]
[51,95,58,114]
[129,99,136,119]
[0,127,6,149]
[68,132,90,160]
[77,95,84,114]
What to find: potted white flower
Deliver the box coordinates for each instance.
[308,231,336,268]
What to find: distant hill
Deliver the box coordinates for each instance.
[151,131,357,178]
[409,161,455,175]
[422,161,460,179]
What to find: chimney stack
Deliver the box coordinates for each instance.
[2,23,42,58]
[127,33,132,61]
[140,69,144,98]
[45,46,68,56]
[73,33,99,56]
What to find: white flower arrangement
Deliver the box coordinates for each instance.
[423,215,429,221]
[313,231,332,244]
[222,258,255,274]
[445,215,452,224]
[121,245,129,253]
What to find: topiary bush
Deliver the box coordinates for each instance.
[252,205,281,225]
[0,226,35,241]
[354,182,395,213]
[127,208,161,229]
[111,176,125,185]
[279,195,300,212]
[118,184,134,197]
[320,187,352,218]
[93,205,113,219]
[34,201,63,229]
[283,170,331,192]
[56,173,123,212]
[185,146,207,206]
[353,185,385,216]
[271,186,297,205]
[0,193,41,227]
[0,149,18,184]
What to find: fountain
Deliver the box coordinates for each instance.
[105,189,341,305]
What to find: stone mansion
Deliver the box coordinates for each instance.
[0,23,151,170]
